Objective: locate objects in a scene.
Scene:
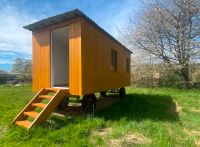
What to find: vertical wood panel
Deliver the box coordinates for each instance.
[32,30,50,92]
[32,20,82,95]
[81,19,131,95]
[69,21,82,95]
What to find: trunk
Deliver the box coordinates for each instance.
[181,63,190,88]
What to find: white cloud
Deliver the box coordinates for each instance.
[0,5,39,55]
[0,52,15,55]
[0,60,14,64]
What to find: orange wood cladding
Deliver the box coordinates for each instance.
[32,19,131,95]
[81,19,131,94]
[32,30,51,92]
[68,21,82,95]
[32,20,82,95]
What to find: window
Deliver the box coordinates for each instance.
[126,58,130,74]
[111,49,117,71]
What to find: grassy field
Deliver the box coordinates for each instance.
[0,85,200,146]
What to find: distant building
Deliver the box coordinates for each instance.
[0,70,16,84]
[0,70,8,76]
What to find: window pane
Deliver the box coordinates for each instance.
[111,49,117,71]
[126,58,130,73]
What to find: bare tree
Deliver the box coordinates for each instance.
[11,58,32,82]
[123,0,200,87]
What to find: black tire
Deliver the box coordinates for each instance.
[119,87,126,98]
[100,91,107,97]
[57,96,69,111]
[81,94,96,113]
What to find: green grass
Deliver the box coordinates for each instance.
[0,85,200,146]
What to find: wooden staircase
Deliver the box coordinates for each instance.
[12,88,69,130]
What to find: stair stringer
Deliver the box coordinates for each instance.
[12,88,48,124]
[27,89,68,129]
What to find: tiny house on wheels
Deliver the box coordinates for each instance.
[13,9,132,129]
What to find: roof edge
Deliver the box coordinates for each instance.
[77,10,133,54]
[23,9,133,54]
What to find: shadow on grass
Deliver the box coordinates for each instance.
[38,93,179,130]
[96,94,179,122]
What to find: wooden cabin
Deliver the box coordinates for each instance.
[13,9,132,129]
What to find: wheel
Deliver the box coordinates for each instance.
[119,87,126,97]
[111,89,119,93]
[57,96,69,111]
[100,91,107,97]
[81,94,96,113]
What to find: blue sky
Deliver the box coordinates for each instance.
[0,0,141,72]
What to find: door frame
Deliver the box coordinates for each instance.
[50,26,69,88]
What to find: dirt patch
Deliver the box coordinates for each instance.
[92,127,151,146]
[167,127,174,135]
[184,129,200,145]
[55,95,121,117]
[96,96,120,111]
[91,127,113,146]
[190,109,200,113]
[195,140,200,145]
[175,102,182,113]
[192,132,200,146]
[168,102,182,113]
[0,126,7,138]
[53,105,83,117]
[167,127,183,142]
[93,128,113,137]
[109,139,122,147]
[184,129,200,137]
[124,133,151,145]
[108,133,151,146]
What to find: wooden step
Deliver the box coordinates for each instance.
[32,103,47,109]
[24,111,39,118]
[39,95,53,100]
[16,120,31,128]
[45,88,58,93]
[13,88,69,130]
